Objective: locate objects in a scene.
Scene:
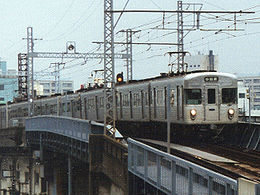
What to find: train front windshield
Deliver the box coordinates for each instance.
[185,89,202,104]
[222,88,237,104]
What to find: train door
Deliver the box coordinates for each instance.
[141,90,144,119]
[205,86,219,121]
[79,96,83,119]
[119,93,123,119]
[130,91,133,119]
[153,88,157,119]
[177,86,183,120]
[84,98,87,119]
[164,87,167,119]
[95,96,98,120]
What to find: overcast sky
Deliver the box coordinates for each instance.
[1,0,260,89]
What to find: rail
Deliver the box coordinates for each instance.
[128,138,237,195]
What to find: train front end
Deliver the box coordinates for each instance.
[183,72,238,125]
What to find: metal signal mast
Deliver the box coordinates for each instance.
[26,27,34,116]
[103,0,116,136]
[18,27,128,119]
[177,1,184,73]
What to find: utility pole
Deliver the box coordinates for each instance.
[18,38,128,100]
[27,27,34,117]
[119,29,140,82]
[93,39,177,82]
[104,0,116,136]
[50,62,65,93]
[177,1,184,73]
[111,2,254,73]
[22,27,42,116]
[126,29,133,81]
[18,53,28,99]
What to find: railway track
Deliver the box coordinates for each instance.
[138,139,260,182]
[192,144,260,180]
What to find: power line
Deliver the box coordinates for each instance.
[45,0,100,41]
[40,0,77,38]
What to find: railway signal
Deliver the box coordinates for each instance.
[116,72,124,83]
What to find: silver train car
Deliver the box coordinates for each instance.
[0,71,238,129]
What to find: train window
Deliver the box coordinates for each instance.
[53,104,57,113]
[136,93,140,106]
[77,100,81,111]
[150,91,153,105]
[170,89,175,106]
[87,99,94,109]
[157,90,163,105]
[144,92,149,106]
[50,105,53,114]
[185,89,201,105]
[208,89,216,104]
[122,94,129,106]
[239,93,245,98]
[62,103,65,112]
[133,93,140,107]
[222,88,237,104]
[67,102,71,112]
[99,97,104,108]
[254,98,260,102]
[253,79,260,83]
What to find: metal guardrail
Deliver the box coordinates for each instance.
[128,138,237,195]
[25,116,104,142]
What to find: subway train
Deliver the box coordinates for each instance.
[0,71,238,130]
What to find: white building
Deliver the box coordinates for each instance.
[34,80,74,96]
[237,76,260,121]
[185,50,218,72]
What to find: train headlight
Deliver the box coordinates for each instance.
[228,108,235,119]
[190,109,197,120]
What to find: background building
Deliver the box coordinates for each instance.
[34,80,74,96]
[0,75,18,104]
[0,61,7,75]
[185,50,218,72]
[238,76,260,111]
[0,61,19,103]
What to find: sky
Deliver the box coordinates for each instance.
[1,0,260,89]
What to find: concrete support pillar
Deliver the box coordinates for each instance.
[52,168,57,195]
[29,158,33,195]
[0,158,2,194]
[68,155,72,195]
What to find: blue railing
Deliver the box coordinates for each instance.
[25,116,104,142]
[128,138,237,195]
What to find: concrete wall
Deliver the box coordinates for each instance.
[89,135,128,195]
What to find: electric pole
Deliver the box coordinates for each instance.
[22,27,42,116]
[18,32,128,101]
[177,1,184,73]
[111,2,254,73]
[103,0,116,137]
[27,27,34,117]
[119,29,140,82]
[50,62,65,93]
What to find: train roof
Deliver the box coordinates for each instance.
[184,72,237,80]
[117,71,237,86]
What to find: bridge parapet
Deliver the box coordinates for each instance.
[25,116,103,142]
[128,138,238,195]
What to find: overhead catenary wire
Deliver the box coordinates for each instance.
[28,2,260,85]
[44,0,100,41]
[40,0,77,38]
